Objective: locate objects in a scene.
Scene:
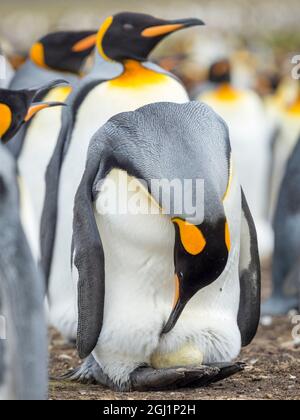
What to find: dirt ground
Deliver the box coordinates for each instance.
[49,264,300,400]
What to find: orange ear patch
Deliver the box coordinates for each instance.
[30,42,46,68]
[96,16,114,61]
[0,103,12,138]
[225,222,231,251]
[172,218,206,255]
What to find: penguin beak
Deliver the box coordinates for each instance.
[141,18,205,38]
[72,34,98,52]
[30,79,69,99]
[162,276,187,335]
[24,101,66,122]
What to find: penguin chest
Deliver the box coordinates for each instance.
[94,170,176,335]
[18,87,71,225]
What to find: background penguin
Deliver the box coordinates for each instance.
[6,31,96,257]
[198,59,273,260]
[41,12,205,340]
[269,81,300,219]
[0,144,47,400]
[262,136,300,316]
[0,82,66,259]
[62,101,260,391]
[0,47,14,89]
[7,30,96,158]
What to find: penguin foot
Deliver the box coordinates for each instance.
[130,362,244,391]
[60,356,244,392]
[261,296,299,316]
[59,354,115,389]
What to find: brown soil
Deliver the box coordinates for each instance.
[49,264,300,400]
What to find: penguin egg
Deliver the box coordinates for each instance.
[151,344,204,369]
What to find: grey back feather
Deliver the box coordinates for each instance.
[0,145,47,400]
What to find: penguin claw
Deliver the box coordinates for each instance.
[58,355,114,388]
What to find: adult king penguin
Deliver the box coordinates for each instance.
[262,136,300,316]
[42,12,204,340]
[198,59,273,260]
[0,96,48,398]
[64,101,260,391]
[6,32,96,250]
[0,82,66,259]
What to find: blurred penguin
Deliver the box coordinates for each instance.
[0,46,14,89]
[198,59,273,259]
[269,81,300,219]
[8,31,96,159]
[0,145,47,400]
[262,137,300,316]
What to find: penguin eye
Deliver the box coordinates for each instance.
[123,23,134,31]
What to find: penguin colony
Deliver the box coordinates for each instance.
[0,10,298,399]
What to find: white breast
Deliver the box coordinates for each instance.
[18,93,65,243]
[91,169,242,385]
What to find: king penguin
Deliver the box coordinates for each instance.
[0,144,47,400]
[62,101,260,391]
[269,81,300,219]
[7,31,96,250]
[9,31,94,158]
[262,136,300,316]
[41,12,205,339]
[0,82,66,259]
[198,59,273,260]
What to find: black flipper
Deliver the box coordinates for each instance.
[238,190,261,346]
[72,143,110,359]
[40,79,102,285]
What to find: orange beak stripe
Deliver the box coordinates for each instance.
[25,104,51,122]
[173,275,180,308]
[142,24,184,38]
[72,34,97,52]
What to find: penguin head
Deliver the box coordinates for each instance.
[209,59,232,84]
[95,12,205,62]
[29,31,97,73]
[162,217,230,334]
[0,80,68,143]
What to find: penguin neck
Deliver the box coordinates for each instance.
[214,83,241,102]
[27,59,79,86]
[109,59,169,88]
[92,52,171,86]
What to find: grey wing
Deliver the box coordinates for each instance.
[73,142,110,359]
[238,190,261,346]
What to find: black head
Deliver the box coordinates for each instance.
[29,31,97,73]
[96,12,205,62]
[208,59,232,84]
[162,217,230,334]
[0,80,68,143]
